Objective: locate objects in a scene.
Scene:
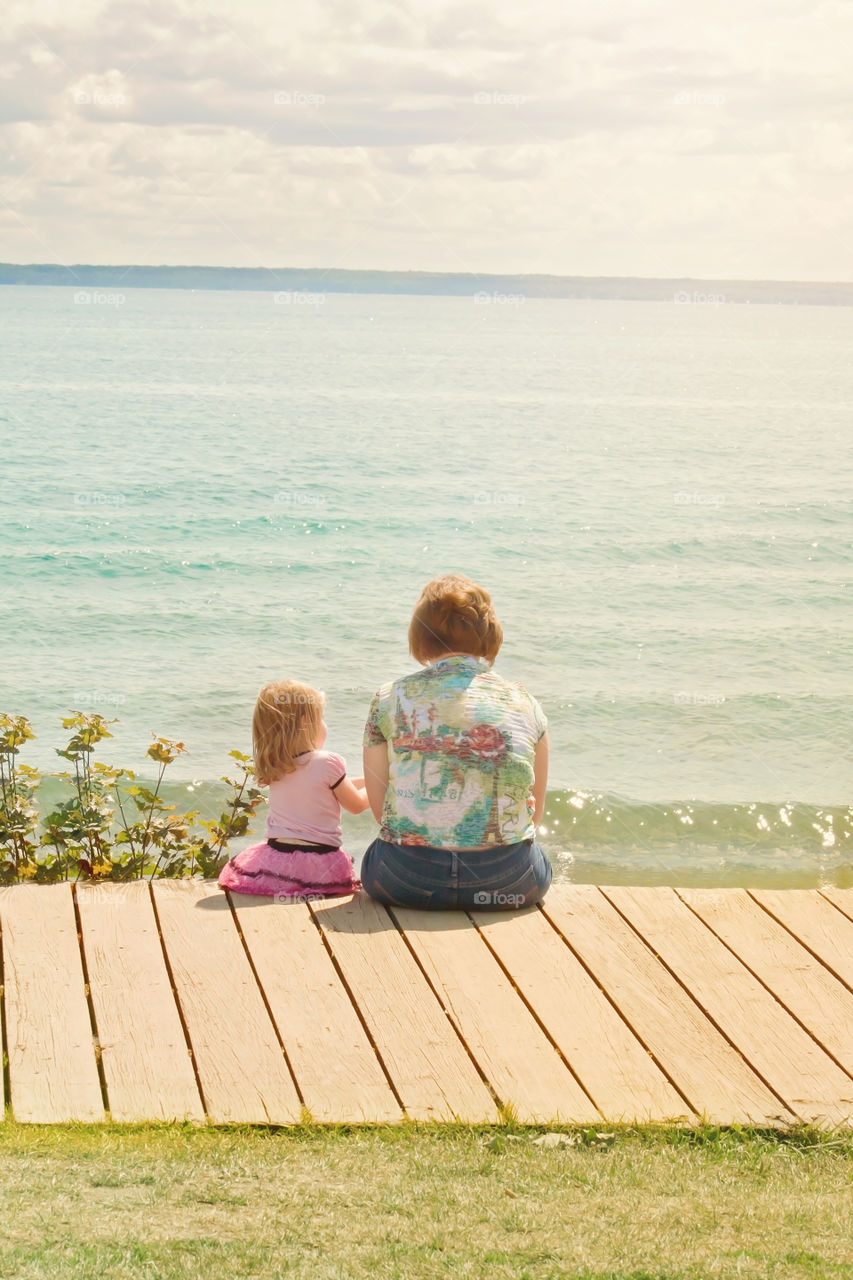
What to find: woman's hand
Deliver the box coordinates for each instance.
[532,732,549,826]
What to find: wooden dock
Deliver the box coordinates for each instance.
[2,881,853,1129]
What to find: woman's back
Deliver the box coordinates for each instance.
[365,654,547,849]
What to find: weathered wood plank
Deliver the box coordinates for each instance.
[821,887,853,925]
[310,893,499,1122]
[393,906,600,1124]
[152,880,302,1124]
[750,888,853,992]
[607,886,853,1129]
[682,888,853,1076]
[0,883,104,1123]
[543,886,793,1127]
[473,900,690,1124]
[76,882,204,1122]
[230,893,402,1123]
[7,879,853,1128]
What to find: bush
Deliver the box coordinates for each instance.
[0,713,263,884]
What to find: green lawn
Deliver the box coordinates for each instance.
[1,1121,851,1279]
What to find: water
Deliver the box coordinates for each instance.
[2,286,851,885]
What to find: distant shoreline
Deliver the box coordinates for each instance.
[2,263,852,306]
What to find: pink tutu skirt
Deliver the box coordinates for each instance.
[218,840,361,899]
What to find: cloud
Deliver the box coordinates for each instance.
[0,0,851,277]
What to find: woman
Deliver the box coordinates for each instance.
[361,574,552,909]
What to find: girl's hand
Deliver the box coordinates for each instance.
[335,776,372,815]
[350,775,365,788]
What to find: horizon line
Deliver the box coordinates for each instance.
[2,262,852,287]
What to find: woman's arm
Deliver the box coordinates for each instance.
[334,776,371,815]
[532,732,549,826]
[363,743,390,823]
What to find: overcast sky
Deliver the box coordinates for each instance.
[2,0,851,278]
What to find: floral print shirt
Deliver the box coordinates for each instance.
[363,654,547,848]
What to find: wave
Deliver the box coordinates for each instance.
[542,789,852,863]
[31,776,851,873]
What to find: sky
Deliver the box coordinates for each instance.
[1,0,851,279]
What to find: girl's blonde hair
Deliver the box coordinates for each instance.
[252,679,325,786]
[408,574,503,665]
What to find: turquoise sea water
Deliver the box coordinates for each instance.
[2,286,851,884]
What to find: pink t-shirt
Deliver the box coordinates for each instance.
[266,749,347,846]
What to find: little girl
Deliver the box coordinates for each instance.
[218,679,369,898]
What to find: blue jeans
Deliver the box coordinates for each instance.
[360,837,552,910]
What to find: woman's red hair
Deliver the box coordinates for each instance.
[408,574,503,665]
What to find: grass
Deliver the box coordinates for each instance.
[0,1120,852,1279]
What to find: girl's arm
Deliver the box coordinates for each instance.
[532,732,549,826]
[334,775,371,815]
[363,743,390,823]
